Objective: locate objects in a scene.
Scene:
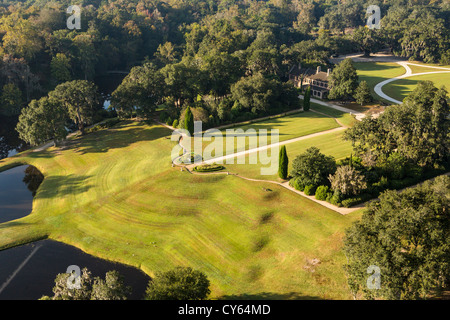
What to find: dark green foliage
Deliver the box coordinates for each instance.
[193,164,225,172]
[230,73,300,116]
[315,185,329,201]
[111,63,163,119]
[278,145,288,179]
[49,80,100,135]
[340,193,373,208]
[184,106,194,135]
[16,96,68,146]
[344,175,450,300]
[289,177,305,192]
[344,81,449,168]
[290,147,336,188]
[303,184,316,196]
[40,268,131,300]
[330,190,343,207]
[328,58,359,100]
[352,27,383,58]
[145,267,211,300]
[0,83,23,116]
[303,86,311,111]
[354,81,373,105]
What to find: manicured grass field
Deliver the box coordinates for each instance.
[383,73,450,101]
[354,62,406,100]
[407,62,450,74]
[223,129,353,181]
[309,103,357,128]
[181,111,341,160]
[0,121,362,299]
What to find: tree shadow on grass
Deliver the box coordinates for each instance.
[219,292,322,300]
[67,122,172,155]
[353,62,405,72]
[17,149,57,159]
[36,174,92,199]
[0,221,32,230]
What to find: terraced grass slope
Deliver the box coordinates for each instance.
[0,121,362,299]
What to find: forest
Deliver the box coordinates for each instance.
[0,0,449,150]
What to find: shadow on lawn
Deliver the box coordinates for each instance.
[36,174,93,199]
[354,62,404,72]
[219,292,322,300]
[203,112,336,140]
[20,149,57,159]
[0,221,32,230]
[68,122,172,155]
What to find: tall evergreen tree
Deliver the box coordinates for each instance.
[303,86,311,111]
[184,106,194,135]
[354,81,373,105]
[278,145,289,179]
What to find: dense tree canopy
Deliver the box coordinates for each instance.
[16,96,67,146]
[328,58,359,100]
[48,80,100,134]
[344,175,450,300]
[290,147,337,188]
[344,81,450,168]
[0,0,448,149]
[40,268,131,300]
[145,266,211,300]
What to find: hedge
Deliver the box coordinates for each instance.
[193,164,225,172]
[315,185,329,201]
[304,184,316,196]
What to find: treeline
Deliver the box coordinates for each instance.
[289,81,450,208]
[1,0,449,133]
[40,266,211,300]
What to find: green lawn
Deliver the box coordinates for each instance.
[383,73,450,101]
[354,62,406,101]
[309,103,357,128]
[0,121,362,299]
[181,111,341,160]
[407,62,450,74]
[223,129,353,181]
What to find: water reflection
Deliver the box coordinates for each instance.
[0,165,34,224]
[0,240,150,300]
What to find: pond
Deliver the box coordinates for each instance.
[0,74,149,300]
[0,239,151,300]
[0,165,38,224]
[0,165,150,300]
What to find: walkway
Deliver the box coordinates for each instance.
[164,115,361,215]
[374,62,450,104]
[299,95,366,121]
[182,167,362,215]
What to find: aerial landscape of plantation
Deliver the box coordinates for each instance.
[0,0,449,308]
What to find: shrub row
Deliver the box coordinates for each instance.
[193,164,225,172]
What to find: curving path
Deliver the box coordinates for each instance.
[161,116,361,215]
[374,62,450,104]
